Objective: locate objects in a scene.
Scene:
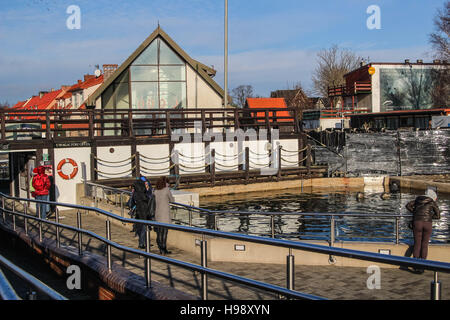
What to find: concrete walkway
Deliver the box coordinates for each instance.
[2,203,449,300]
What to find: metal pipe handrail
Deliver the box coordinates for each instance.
[0,254,67,300]
[0,199,324,300]
[0,266,21,300]
[85,181,414,219]
[2,193,450,273]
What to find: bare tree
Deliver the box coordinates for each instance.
[231,85,254,108]
[0,101,10,110]
[429,1,450,60]
[431,68,450,108]
[311,45,362,99]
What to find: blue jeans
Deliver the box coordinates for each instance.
[35,195,49,219]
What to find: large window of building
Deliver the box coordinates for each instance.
[101,37,187,110]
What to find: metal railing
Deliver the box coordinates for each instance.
[0,254,67,300]
[1,192,323,300]
[1,192,449,300]
[85,182,416,245]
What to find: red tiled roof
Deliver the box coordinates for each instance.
[38,90,62,110]
[246,98,287,108]
[245,98,293,123]
[59,92,72,99]
[12,101,26,109]
[80,75,104,89]
[69,75,104,92]
[21,96,41,110]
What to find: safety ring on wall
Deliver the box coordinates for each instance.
[57,158,78,180]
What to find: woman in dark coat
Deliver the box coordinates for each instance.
[406,188,440,273]
[132,179,153,249]
[154,176,174,255]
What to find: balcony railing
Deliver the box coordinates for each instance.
[328,81,372,97]
[320,108,371,118]
[0,107,301,143]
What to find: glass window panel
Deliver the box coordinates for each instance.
[102,86,114,109]
[115,83,129,108]
[159,65,186,81]
[159,82,186,109]
[131,82,159,109]
[159,39,184,65]
[114,69,129,84]
[130,66,158,81]
[132,40,157,65]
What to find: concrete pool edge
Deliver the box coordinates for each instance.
[184,177,368,197]
[390,175,450,194]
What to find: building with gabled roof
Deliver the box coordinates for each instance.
[87,26,226,110]
[244,98,293,124]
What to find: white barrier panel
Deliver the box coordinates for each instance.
[97,146,132,179]
[137,144,170,177]
[54,147,91,204]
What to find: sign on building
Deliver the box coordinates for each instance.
[431,116,450,128]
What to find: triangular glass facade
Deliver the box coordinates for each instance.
[102,36,186,110]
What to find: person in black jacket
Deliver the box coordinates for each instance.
[406,188,440,273]
[131,179,155,249]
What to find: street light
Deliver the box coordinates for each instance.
[224,0,228,109]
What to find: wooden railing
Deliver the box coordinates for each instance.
[320,108,371,118]
[0,108,300,143]
[328,81,372,97]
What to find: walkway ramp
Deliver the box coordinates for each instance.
[2,197,450,300]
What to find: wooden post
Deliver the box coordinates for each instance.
[169,142,174,176]
[210,149,215,187]
[151,113,156,136]
[135,151,140,178]
[45,111,51,140]
[265,110,271,132]
[306,144,312,176]
[88,110,94,139]
[293,108,300,133]
[298,135,304,167]
[128,110,133,138]
[1,111,5,142]
[90,153,97,181]
[166,111,171,138]
[234,109,240,130]
[277,145,282,180]
[245,147,249,184]
[201,109,206,135]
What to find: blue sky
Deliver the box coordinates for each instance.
[0,0,446,104]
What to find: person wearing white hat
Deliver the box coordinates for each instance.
[406,188,440,273]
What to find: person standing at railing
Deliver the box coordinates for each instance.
[154,176,174,255]
[406,188,440,274]
[32,165,51,220]
[132,178,155,249]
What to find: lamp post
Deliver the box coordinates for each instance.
[224,0,228,109]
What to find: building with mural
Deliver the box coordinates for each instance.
[305,60,449,130]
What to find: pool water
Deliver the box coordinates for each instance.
[193,188,450,243]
